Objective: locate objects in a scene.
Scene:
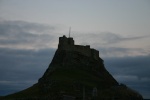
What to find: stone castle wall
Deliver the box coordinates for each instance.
[58,35,99,60]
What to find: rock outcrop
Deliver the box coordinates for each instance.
[3,35,143,100]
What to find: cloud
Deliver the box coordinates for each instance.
[0,48,55,80]
[98,32,150,44]
[0,20,59,49]
[104,55,150,77]
[73,32,149,45]
[0,20,149,56]
[72,32,150,57]
[0,47,55,95]
[103,55,150,98]
[97,47,150,57]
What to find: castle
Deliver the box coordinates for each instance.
[58,35,99,60]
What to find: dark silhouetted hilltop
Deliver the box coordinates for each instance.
[2,35,143,100]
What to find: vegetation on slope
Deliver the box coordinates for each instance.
[2,67,143,100]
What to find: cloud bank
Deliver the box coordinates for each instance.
[104,55,150,98]
[0,20,59,49]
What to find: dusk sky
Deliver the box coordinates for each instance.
[0,0,150,98]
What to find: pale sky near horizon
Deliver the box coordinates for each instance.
[0,0,150,98]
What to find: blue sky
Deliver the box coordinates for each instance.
[0,0,150,98]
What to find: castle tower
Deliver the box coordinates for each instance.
[58,35,74,49]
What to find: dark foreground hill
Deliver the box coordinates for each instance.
[2,35,143,100]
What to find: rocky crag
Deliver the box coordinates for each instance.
[3,35,143,100]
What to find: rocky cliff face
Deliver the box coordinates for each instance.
[3,35,143,100]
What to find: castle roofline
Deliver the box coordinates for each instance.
[58,35,100,60]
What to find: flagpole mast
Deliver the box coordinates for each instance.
[69,27,71,38]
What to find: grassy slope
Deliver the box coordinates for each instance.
[49,68,104,87]
[3,83,39,99]
[2,68,143,99]
[3,68,104,99]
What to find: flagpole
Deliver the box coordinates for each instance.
[69,27,71,38]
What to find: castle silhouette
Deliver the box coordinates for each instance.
[58,35,100,60]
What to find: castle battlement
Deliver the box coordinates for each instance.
[58,35,99,60]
